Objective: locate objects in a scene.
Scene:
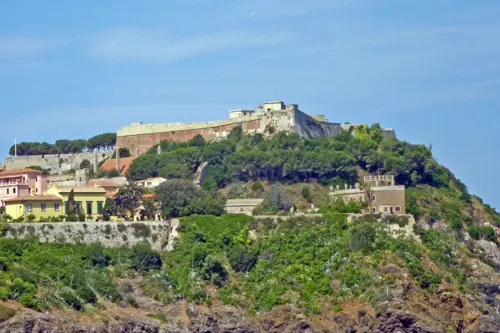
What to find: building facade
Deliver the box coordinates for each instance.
[0,168,48,207]
[46,185,107,220]
[225,198,264,216]
[4,195,62,220]
[136,177,167,189]
[331,175,406,215]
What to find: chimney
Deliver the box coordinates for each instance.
[116,146,120,173]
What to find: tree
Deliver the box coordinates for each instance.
[158,163,192,179]
[188,134,206,147]
[266,183,292,211]
[88,133,117,151]
[155,179,221,218]
[112,148,131,158]
[348,222,376,253]
[114,183,144,220]
[301,185,313,203]
[67,190,76,215]
[141,198,159,220]
[80,159,92,172]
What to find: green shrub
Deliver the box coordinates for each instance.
[468,225,481,240]
[228,246,258,273]
[130,244,162,272]
[251,182,264,193]
[127,295,139,308]
[201,255,228,287]
[301,186,313,203]
[0,286,11,301]
[348,222,376,252]
[226,182,250,199]
[26,214,36,222]
[19,294,36,308]
[481,226,497,242]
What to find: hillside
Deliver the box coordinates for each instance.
[0,125,499,332]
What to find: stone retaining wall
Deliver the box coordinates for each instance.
[4,221,179,251]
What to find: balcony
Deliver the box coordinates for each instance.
[0,180,27,186]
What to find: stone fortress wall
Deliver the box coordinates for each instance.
[0,150,114,173]
[116,101,396,157]
[4,220,180,251]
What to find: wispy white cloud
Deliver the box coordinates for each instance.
[0,36,61,59]
[85,28,292,63]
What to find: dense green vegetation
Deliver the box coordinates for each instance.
[0,239,161,311]
[8,133,117,156]
[127,125,461,195]
[142,213,471,314]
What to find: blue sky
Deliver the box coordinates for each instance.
[0,0,498,208]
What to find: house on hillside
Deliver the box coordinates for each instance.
[136,177,166,189]
[47,185,107,221]
[4,194,62,220]
[331,175,406,215]
[0,168,48,208]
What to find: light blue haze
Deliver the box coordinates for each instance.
[0,0,498,208]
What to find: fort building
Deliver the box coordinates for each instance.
[116,101,396,156]
[331,175,406,215]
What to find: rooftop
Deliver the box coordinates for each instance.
[138,177,167,183]
[51,185,106,193]
[4,194,61,203]
[0,168,42,178]
[100,157,136,176]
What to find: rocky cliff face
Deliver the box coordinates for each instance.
[1,307,499,333]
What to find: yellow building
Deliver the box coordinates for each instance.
[46,185,107,220]
[4,195,63,220]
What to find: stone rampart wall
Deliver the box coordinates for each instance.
[4,221,178,251]
[117,118,262,156]
[0,151,114,174]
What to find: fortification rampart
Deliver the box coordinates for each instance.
[4,221,179,251]
[0,151,114,174]
[116,101,355,156]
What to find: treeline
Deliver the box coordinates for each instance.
[126,124,462,194]
[9,133,117,156]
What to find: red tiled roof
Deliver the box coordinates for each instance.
[4,194,62,203]
[0,168,42,177]
[100,157,136,176]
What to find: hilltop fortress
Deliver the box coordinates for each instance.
[0,101,396,172]
[117,101,396,156]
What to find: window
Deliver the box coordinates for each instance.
[13,188,16,194]
[97,201,103,214]
[41,204,46,212]
[395,206,401,212]
[372,208,376,213]
[372,195,376,200]
[6,189,9,194]
[26,204,32,212]
[384,207,388,212]
[54,203,60,212]
[86,201,93,215]
[36,188,38,193]
[147,182,152,186]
